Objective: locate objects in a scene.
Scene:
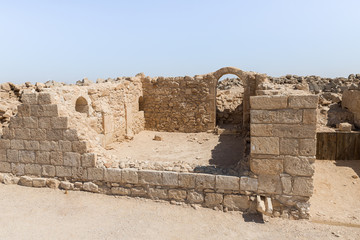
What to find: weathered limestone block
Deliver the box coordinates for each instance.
[46,130,63,141]
[87,168,104,181]
[38,93,53,105]
[40,141,59,152]
[179,173,195,188]
[56,166,72,177]
[250,158,283,175]
[288,95,318,109]
[7,149,19,162]
[148,188,168,200]
[36,151,50,165]
[38,117,51,129]
[14,128,31,140]
[41,165,55,177]
[36,104,58,117]
[30,129,47,141]
[284,156,314,177]
[250,124,273,137]
[64,129,79,141]
[0,162,11,172]
[273,125,316,138]
[59,140,72,152]
[50,152,63,165]
[22,93,38,104]
[72,167,87,180]
[281,174,292,194]
[51,117,68,129]
[215,175,240,191]
[121,169,138,184]
[338,122,352,131]
[23,117,38,128]
[187,191,204,203]
[24,140,39,151]
[19,176,33,187]
[72,141,88,153]
[9,117,23,128]
[299,139,316,156]
[131,187,147,197]
[293,177,313,196]
[104,168,122,182]
[250,95,288,110]
[223,195,250,211]
[11,163,25,175]
[81,153,96,167]
[46,178,60,189]
[258,175,282,194]
[303,109,317,124]
[251,109,302,124]
[162,171,178,187]
[60,181,74,190]
[19,150,35,163]
[168,189,187,201]
[204,193,223,207]
[63,152,81,167]
[279,138,299,155]
[240,177,258,192]
[0,139,10,150]
[195,173,215,189]
[83,182,98,193]
[18,104,32,117]
[24,164,41,176]
[251,137,279,155]
[111,187,130,195]
[33,178,47,187]
[138,170,162,185]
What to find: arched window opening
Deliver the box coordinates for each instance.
[75,96,89,114]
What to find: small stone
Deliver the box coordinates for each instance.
[19,176,33,187]
[46,179,60,189]
[153,135,162,141]
[83,182,98,193]
[60,181,74,190]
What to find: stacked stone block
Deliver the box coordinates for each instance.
[250,94,318,218]
[0,93,96,178]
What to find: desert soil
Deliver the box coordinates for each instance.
[0,160,360,239]
[106,131,245,167]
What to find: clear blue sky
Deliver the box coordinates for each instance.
[1,0,360,84]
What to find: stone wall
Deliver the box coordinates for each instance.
[249,94,318,219]
[342,89,360,128]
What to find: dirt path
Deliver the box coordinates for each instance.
[310,160,360,226]
[0,184,359,240]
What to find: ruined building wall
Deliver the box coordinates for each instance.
[250,94,318,218]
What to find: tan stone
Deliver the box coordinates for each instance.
[11,163,25,175]
[38,117,51,129]
[50,152,63,165]
[279,138,299,155]
[250,95,288,110]
[38,93,52,104]
[63,152,81,167]
[273,125,316,138]
[299,139,316,156]
[250,109,302,124]
[21,93,38,104]
[187,191,204,204]
[223,195,250,211]
[24,140,39,151]
[41,165,55,177]
[83,182,98,193]
[303,109,317,124]
[179,173,196,188]
[148,188,168,200]
[293,177,313,196]
[30,129,47,141]
[36,151,50,164]
[87,168,104,180]
[32,178,47,187]
[138,170,162,185]
[104,168,122,182]
[281,174,292,194]
[24,164,41,176]
[168,189,187,201]
[204,193,223,207]
[17,104,31,117]
[46,178,60,189]
[258,175,282,194]
[64,129,79,141]
[131,187,147,197]
[19,150,35,163]
[121,169,138,184]
[251,137,279,155]
[111,187,130,195]
[0,162,11,173]
[59,140,72,152]
[284,156,314,177]
[55,166,72,177]
[195,173,215,189]
[338,122,352,131]
[19,176,33,187]
[0,139,10,149]
[37,104,58,117]
[72,141,88,153]
[162,171,178,187]
[46,130,63,141]
[14,128,31,140]
[288,95,318,109]
[215,175,240,191]
[81,153,96,167]
[250,158,283,175]
[9,117,23,128]
[250,124,273,137]
[22,117,38,128]
[240,177,258,192]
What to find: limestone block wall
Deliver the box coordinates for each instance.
[250,94,318,218]
[342,89,360,128]
[0,92,97,178]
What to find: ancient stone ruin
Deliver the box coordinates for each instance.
[0,67,359,219]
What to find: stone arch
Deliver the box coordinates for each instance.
[75,96,89,114]
[213,67,246,82]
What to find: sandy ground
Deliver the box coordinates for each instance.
[310,160,360,226]
[106,131,245,167]
[0,184,360,240]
